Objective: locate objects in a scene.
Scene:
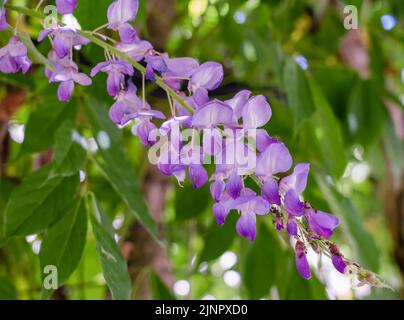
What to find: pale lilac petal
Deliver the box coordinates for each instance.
[261,177,281,205]
[164,56,199,77]
[109,101,131,124]
[242,95,272,129]
[193,87,209,107]
[117,40,153,61]
[73,73,92,86]
[256,142,293,177]
[210,180,225,202]
[332,254,347,274]
[118,23,138,43]
[38,29,53,42]
[226,172,243,199]
[306,209,340,239]
[225,90,251,120]
[56,0,78,15]
[57,80,75,102]
[107,71,124,96]
[256,129,278,153]
[284,189,304,217]
[189,164,208,189]
[295,241,311,280]
[137,109,166,119]
[252,196,269,215]
[192,100,234,128]
[0,56,17,73]
[280,163,310,194]
[213,202,230,225]
[107,0,139,29]
[236,211,256,241]
[135,120,157,146]
[189,62,223,92]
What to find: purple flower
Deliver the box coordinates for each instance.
[188,62,223,93]
[225,90,251,121]
[0,36,31,74]
[279,163,310,217]
[145,53,168,81]
[49,61,92,102]
[232,188,269,241]
[132,119,157,146]
[305,208,339,239]
[116,40,153,61]
[255,142,293,180]
[38,26,89,58]
[226,172,243,199]
[261,177,281,205]
[0,0,8,30]
[108,81,165,125]
[295,241,311,280]
[330,244,347,274]
[56,0,78,15]
[162,56,199,90]
[91,60,134,97]
[189,164,208,188]
[210,180,225,202]
[107,0,139,43]
[242,95,272,129]
[192,100,234,128]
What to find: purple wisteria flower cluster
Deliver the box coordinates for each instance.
[0,0,354,281]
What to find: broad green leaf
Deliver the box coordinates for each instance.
[315,173,380,271]
[74,0,110,30]
[0,277,17,300]
[175,183,210,221]
[283,58,315,133]
[244,224,286,299]
[52,120,87,176]
[0,179,14,242]
[198,212,238,264]
[308,79,347,178]
[150,272,175,300]
[346,80,386,148]
[40,198,88,299]
[5,167,79,237]
[84,96,156,238]
[88,194,132,300]
[20,98,76,155]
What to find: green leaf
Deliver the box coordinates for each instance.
[52,120,87,176]
[346,80,386,148]
[88,194,132,300]
[283,58,315,133]
[39,198,88,299]
[175,183,210,221]
[0,277,17,300]
[308,79,347,178]
[150,272,175,300]
[0,179,14,242]
[198,212,238,264]
[5,167,79,237]
[20,98,76,155]
[244,224,286,299]
[84,96,156,238]
[74,0,110,30]
[315,173,380,271]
